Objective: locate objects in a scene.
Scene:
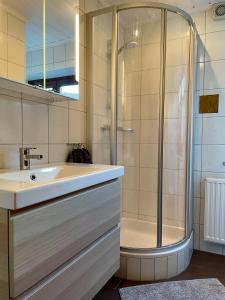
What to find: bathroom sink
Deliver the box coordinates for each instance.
[0,165,104,183]
[0,163,124,210]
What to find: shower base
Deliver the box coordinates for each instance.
[116,217,193,281]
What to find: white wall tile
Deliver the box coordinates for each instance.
[124,47,141,73]
[49,144,70,163]
[141,94,159,120]
[8,36,25,66]
[123,166,140,190]
[141,69,160,95]
[164,118,186,144]
[125,71,141,96]
[142,20,161,45]
[127,257,140,281]
[123,189,138,214]
[0,145,20,169]
[140,144,158,168]
[123,143,139,167]
[92,143,110,165]
[0,95,22,144]
[203,117,225,144]
[123,96,140,121]
[164,143,186,170]
[0,9,7,33]
[205,31,225,61]
[164,92,187,119]
[139,191,157,217]
[141,258,155,281]
[168,254,178,278]
[0,33,7,61]
[165,65,188,93]
[141,43,160,70]
[23,100,48,144]
[205,60,225,89]
[140,120,158,143]
[49,105,68,143]
[155,257,167,281]
[8,14,25,41]
[140,168,157,192]
[69,110,86,143]
[202,145,225,172]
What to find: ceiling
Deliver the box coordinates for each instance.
[2,0,78,50]
[100,0,220,13]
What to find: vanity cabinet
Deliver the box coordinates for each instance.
[0,179,120,300]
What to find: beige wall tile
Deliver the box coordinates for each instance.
[22,100,48,144]
[0,95,22,144]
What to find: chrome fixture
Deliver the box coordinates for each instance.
[20,147,43,170]
[118,40,138,54]
[101,124,134,133]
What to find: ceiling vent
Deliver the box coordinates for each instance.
[212,2,225,20]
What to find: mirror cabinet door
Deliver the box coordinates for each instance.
[45,0,79,99]
[0,0,79,100]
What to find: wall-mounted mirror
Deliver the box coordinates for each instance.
[0,0,79,100]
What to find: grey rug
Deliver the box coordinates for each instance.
[119,278,225,300]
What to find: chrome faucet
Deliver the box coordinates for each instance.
[19,147,43,170]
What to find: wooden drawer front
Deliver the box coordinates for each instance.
[17,227,120,300]
[10,180,120,298]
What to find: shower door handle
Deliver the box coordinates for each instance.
[101,125,134,133]
[117,126,134,133]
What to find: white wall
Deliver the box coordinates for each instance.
[191,10,225,255]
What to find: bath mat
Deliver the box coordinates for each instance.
[119,278,225,300]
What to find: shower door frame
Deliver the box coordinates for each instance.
[86,2,197,250]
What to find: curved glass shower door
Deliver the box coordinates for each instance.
[86,3,195,251]
[162,12,191,246]
[117,8,162,248]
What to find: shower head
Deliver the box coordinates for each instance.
[118,40,138,54]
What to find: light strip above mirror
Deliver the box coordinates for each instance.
[75,7,80,83]
[43,0,46,89]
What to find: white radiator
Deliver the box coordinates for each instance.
[204,178,225,244]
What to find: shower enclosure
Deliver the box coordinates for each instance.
[86,2,197,280]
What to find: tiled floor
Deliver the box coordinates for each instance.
[94,250,225,300]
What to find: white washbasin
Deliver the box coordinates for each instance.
[0,165,103,183]
[0,163,124,210]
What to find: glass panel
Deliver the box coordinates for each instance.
[45,0,78,99]
[118,8,161,249]
[162,12,190,246]
[90,12,112,165]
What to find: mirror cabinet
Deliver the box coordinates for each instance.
[0,0,79,99]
